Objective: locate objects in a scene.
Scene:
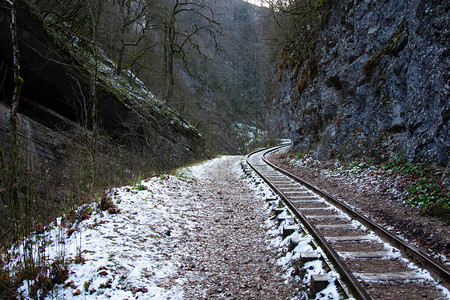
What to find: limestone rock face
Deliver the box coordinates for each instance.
[272,0,449,167]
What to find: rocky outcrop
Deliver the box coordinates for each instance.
[0,0,204,170]
[272,0,449,167]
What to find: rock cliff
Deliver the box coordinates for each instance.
[0,0,204,171]
[272,0,449,168]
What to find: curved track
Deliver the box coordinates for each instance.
[245,144,450,300]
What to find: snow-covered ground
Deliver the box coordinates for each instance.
[14,175,202,299]
[4,155,342,299]
[6,154,448,299]
[9,159,232,299]
[0,157,277,298]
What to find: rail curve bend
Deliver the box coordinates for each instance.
[245,144,450,299]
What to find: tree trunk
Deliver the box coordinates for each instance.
[167,45,175,101]
[116,0,131,75]
[88,1,103,187]
[9,0,24,237]
[165,15,176,102]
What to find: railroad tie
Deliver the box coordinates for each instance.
[315,224,354,229]
[311,274,333,294]
[300,251,322,263]
[325,235,373,242]
[305,214,346,219]
[282,225,298,239]
[276,184,303,189]
[283,191,311,196]
[299,207,333,211]
[290,198,322,203]
[338,251,396,259]
[354,271,426,282]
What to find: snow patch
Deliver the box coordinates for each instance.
[5,174,209,299]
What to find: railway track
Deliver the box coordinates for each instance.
[245,144,450,299]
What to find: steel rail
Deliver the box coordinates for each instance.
[246,145,371,300]
[261,145,450,290]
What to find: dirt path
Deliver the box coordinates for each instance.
[22,156,292,299]
[165,156,292,299]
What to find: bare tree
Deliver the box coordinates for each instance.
[86,0,104,186]
[106,0,153,75]
[154,0,221,102]
[5,0,23,235]
[31,0,93,43]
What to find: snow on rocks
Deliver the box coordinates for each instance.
[238,160,341,299]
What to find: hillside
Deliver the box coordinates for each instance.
[0,0,204,160]
[0,0,204,244]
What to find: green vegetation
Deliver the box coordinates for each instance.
[382,153,449,220]
[363,18,407,76]
[132,175,147,191]
[295,153,305,160]
[287,151,449,222]
[174,167,193,179]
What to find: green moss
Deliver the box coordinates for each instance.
[13,75,23,86]
[385,19,407,55]
[279,0,332,78]
[363,18,407,77]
